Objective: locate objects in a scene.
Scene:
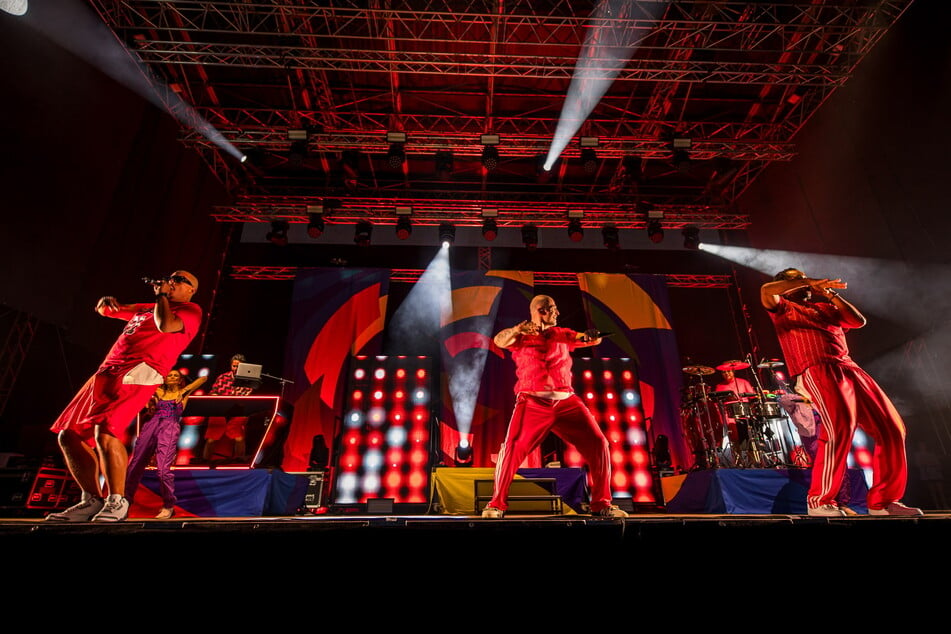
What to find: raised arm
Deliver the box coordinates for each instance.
[493,320,539,349]
[180,375,208,407]
[95,296,138,319]
[152,279,186,333]
[182,375,208,397]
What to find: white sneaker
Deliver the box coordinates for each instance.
[807,504,845,517]
[596,505,629,518]
[481,506,503,519]
[45,494,104,522]
[868,502,923,516]
[92,494,130,522]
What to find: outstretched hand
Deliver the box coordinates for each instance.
[809,278,847,297]
[96,296,120,314]
[582,328,602,343]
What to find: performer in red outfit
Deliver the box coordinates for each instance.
[481,295,628,519]
[760,268,921,517]
[713,366,755,464]
[46,270,203,522]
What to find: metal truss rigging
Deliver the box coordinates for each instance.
[86,0,914,238]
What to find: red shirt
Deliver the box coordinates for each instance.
[714,376,754,401]
[768,298,853,376]
[100,301,202,375]
[508,327,583,394]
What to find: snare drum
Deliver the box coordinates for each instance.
[726,401,752,419]
[750,401,783,418]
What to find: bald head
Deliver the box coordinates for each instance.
[167,269,198,303]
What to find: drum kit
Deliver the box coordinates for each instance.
[680,358,796,470]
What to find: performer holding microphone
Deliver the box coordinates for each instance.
[480,294,628,519]
[45,271,203,522]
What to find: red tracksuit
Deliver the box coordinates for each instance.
[487,327,613,512]
[769,298,908,511]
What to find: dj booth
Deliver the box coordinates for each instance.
[169,395,292,468]
[127,395,309,518]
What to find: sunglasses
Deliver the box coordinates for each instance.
[168,274,194,287]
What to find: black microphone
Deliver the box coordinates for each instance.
[142,276,167,286]
[592,331,614,338]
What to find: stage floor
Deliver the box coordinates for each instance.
[4,510,950,616]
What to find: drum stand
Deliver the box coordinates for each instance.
[741,359,789,468]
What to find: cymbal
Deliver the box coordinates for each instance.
[757,359,785,369]
[682,365,715,376]
[716,360,750,371]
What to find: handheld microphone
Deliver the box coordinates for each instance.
[594,331,614,338]
[142,276,167,286]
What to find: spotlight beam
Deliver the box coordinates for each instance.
[545,1,664,170]
[701,244,951,331]
[17,2,244,162]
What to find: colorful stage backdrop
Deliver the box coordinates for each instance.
[278,268,689,507]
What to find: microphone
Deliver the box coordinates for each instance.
[142,276,167,286]
[594,331,614,338]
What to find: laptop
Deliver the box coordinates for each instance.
[234,363,264,389]
[235,363,263,380]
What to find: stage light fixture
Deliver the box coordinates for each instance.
[454,442,473,467]
[481,145,499,171]
[481,217,498,241]
[682,225,701,250]
[567,218,584,242]
[579,137,600,174]
[287,129,308,141]
[521,224,538,250]
[438,222,456,246]
[435,150,454,180]
[354,221,373,247]
[535,154,553,183]
[307,208,325,239]
[395,216,412,240]
[602,224,620,250]
[267,220,289,246]
[647,219,664,244]
[387,142,405,169]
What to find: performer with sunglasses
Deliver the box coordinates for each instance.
[46,271,203,522]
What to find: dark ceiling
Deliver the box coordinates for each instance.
[86,0,914,238]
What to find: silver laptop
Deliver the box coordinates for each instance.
[235,363,263,380]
